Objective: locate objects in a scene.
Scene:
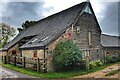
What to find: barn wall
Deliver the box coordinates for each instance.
[7,44,21,57]
[74,12,101,61]
[0,51,7,60]
[46,12,102,71]
[104,47,120,57]
[22,49,44,59]
[46,27,73,72]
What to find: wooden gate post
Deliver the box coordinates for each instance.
[4,56,7,64]
[2,56,3,62]
[23,57,26,68]
[6,55,9,64]
[37,58,40,72]
[14,56,16,66]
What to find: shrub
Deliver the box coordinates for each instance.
[89,61,97,69]
[89,60,103,69]
[106,55,118,63]
[52,40,83,72]
[95,60,103,66]
[106,55,112,63]
[111,56,118,63]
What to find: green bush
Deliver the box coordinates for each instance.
[106,55,118,63]
[89,60,103,69]
[106,55,112,63]
[112,56,118,63]
[89,61,97,69]
[95,60,103,66]
[52,40,83,72]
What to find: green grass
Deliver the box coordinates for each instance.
[1,62,119,79]
[105,69,120,76]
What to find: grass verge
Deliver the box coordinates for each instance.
[105,69,120,76]
[1,62,119,79]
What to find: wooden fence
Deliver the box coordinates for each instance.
[2,56,47,73]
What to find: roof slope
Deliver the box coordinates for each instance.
[101,34,120,47]
[3,2,87,50]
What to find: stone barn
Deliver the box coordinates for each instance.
[101,34,120,62]
[1,1,102,71]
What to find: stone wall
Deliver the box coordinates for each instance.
[45,12,102,71]
[7,44,21,57]
[22,49,44,59]
[73,12,101,61]
[46,27,72,71]
[104,47,120,57]
[0,51,7,60]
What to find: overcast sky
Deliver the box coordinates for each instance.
[0,0,119,36]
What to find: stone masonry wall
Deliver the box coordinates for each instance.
[46,12,102,71]
[74,12,101,61]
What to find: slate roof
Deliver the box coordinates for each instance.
[3,1,101,50]
[101,34,120,47]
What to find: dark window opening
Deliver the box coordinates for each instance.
[33,50,37,58]
[12,51,16,56]
[106,52,109,54]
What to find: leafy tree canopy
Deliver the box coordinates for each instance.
[17,20,37,33]
[0,23,16,48]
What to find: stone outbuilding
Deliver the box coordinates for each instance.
[101,34,120,62]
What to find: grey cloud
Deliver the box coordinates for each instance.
[99,2,118,36]
[2,2,52,28]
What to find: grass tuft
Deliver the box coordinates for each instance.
[105,69,120,76]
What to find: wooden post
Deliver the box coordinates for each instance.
[43,46,46,73]
[86,50,90,71]
[2,56,3,61]
[14,56,16,66]
[6,55,9,64]
[23,57,26,68]
[4,56,7,64]
[37,58,40,72]
[45,58,47,72]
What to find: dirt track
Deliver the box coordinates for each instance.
[74,63,120,79]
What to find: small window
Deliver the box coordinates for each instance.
[97,49,99,58]
[33,50,37,58]
[106,52,109,54]
[76,27,80,35]
[88,31,92,45]
[38,36,49,43]
[82,53,85,60]
[41,36,49,42]
[12,51,16,56]
[32,38,38,43]
[83,4,92,14]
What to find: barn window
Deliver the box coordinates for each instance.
[12,51,16,56]
[32,38,38,43]
[82,53,85,60]
[33,50,37,58]
[76,27,80,35]
[97,50,99,59]
[88,31,92,45]
[106,51,109,54]
[83,4,92,14]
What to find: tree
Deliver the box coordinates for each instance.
[52,40,83,72]
[17,20,37,32]
[0,23,16,48]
